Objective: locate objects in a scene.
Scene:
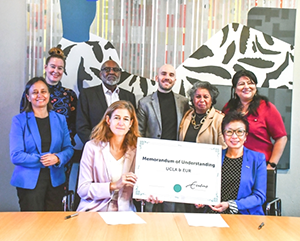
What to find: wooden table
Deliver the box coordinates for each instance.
[0,212,299,241]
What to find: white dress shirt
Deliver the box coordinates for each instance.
[102,84,120,106]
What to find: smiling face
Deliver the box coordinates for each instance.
[44,57,65,85]
[106,108,133,137]
[235,76,257,103]
[26,80,50,111]
[223,120,247,151]
[156,64,176,93]
[193,88,212,114]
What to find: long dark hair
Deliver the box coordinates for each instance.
[222,70,269,116]
[21,77,53,113]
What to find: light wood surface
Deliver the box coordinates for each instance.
[0,212,299,241]
[174,213,300,241]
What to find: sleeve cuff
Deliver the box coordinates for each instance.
[228,200,238,214]
[54,154,61,167]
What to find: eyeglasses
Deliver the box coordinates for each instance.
[224,129,246,136]
[101,67,122,73]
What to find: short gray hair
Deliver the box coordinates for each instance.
[188,81,219,106]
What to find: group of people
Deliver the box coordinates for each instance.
[11,48,76,211]
[10,47,287,215]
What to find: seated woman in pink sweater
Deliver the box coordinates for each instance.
[77,100,139,212]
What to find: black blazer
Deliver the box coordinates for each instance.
[76,84,136,144]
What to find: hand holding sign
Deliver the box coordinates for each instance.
[133,138,222,205]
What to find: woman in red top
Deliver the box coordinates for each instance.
[222,70,287,169]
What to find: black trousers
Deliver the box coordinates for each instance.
[145,202,176,212]
[71,150,83,211]
[17,168,65,211]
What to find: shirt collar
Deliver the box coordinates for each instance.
[102,84,120,94]
[48,81,62,89]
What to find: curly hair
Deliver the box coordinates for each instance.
[223,70,269,116]
[45,47,66,67]
[90,100,140,149]
[188,80,219,107]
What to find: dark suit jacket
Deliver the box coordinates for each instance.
[76,84,136,144]
[222,147,267,215]
[10,111,74,189]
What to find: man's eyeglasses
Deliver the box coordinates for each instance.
[224,128,246,136]
[101,67,122,73]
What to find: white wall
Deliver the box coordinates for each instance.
[0,1,26,211]
[276,2,300,217]
[0,1,299,216]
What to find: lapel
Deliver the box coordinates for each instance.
[223,147,250,198]
[100,142,113,181]
[180,109,192,140]
[97,84,108,110]
[48,111,57,152]
[198,107,215,136]
[119,88,126,100]
[151,91,162,129]
[240,147,250,182]
[174,93,186,129]
[122,147,135,174]
[26,112,42,154]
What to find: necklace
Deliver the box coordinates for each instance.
[191,108,210,129]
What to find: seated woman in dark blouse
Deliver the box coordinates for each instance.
[196,111,267,215]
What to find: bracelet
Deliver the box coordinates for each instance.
[267,161,277,168]
[54,155,61,166]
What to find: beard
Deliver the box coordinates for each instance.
[102,75,120,86]
[158,80,174,92]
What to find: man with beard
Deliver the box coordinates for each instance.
[137,64,189,212]
[76,60,136,145]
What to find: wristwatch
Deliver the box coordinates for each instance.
[267,161,277,168]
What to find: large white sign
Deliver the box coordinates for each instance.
[133,137,222,205]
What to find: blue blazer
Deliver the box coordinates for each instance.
[222,147,267,215]
[10,111,74,189]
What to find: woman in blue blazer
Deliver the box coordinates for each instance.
[200,111,266,215]
[10,77,74,211]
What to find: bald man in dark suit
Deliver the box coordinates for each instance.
[77,60,136,145]
[137,64,190,212]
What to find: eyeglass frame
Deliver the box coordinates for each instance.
[101,67,122,73]
[223,128,247,137]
